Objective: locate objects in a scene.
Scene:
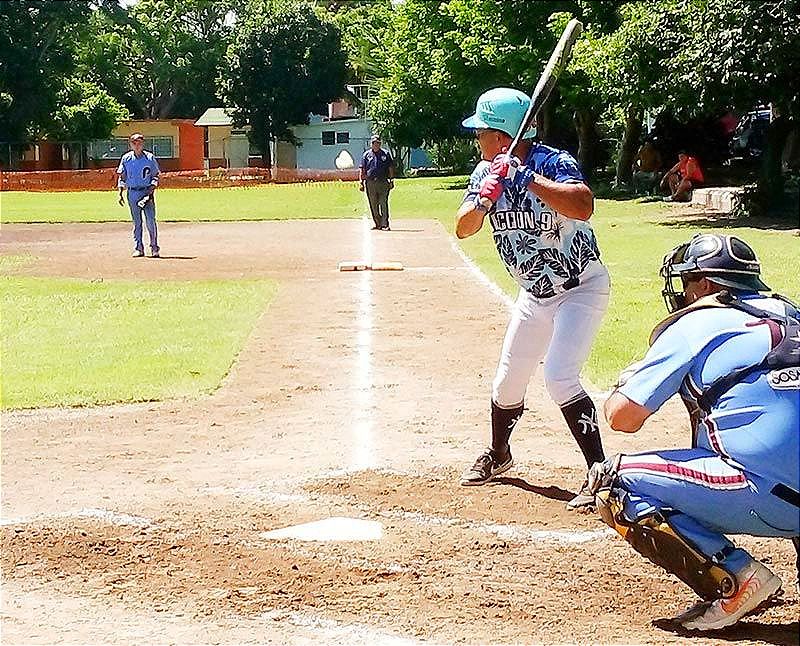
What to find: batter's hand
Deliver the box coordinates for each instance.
[489,150,520,181]
[358,181,365,192]
[117,195,124,206]
[478,173,503,204]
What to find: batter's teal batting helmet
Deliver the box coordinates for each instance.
[462,88,536,139]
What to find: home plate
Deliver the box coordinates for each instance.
[338,261,404,271]
[260,517,383,542]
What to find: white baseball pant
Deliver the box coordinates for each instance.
[492,264,610,408]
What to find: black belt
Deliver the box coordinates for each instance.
[772,483,800,508]
[128,186,151,190]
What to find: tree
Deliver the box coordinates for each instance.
[76,0,234,119]
[326,0,393,84]
[677,0,800,203]
[48,78,130,167]
[568,2,689,184]
[0,1,92,143]
[371,0,574,154]
[218,0,348,168]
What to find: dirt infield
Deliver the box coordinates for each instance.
[2,220,798,645]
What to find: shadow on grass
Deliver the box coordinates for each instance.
[653,210,799,231]
[434,180,469,191]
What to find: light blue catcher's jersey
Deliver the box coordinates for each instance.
[117,151,160,189]
[463,143,603,299]
[620,295,800,488]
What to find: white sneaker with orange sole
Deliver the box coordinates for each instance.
[679,560,782,631]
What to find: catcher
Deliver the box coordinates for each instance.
[583,233,799,631]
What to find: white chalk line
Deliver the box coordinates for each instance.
[449,236,515,312]
[0,507,153,528]
[351,216,377,471]
[379,509,612,545]
[261,608,434,646]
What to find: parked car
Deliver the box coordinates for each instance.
[730,109,771,159]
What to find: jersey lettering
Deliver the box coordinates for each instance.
[768,367,800,389]
[464,144,601,298]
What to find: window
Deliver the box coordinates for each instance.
[147,136,174,158]
[336,131,350,144]
[88,136,175,159]
[88,138,129,160]
[321,131,335,145]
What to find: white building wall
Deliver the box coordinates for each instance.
[291,119,372,170]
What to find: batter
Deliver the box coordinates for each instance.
[456,87,610,509]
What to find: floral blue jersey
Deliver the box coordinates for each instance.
[464,143,603,298]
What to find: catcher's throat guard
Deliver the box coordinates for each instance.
[596,489,738,601]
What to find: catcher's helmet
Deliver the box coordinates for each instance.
[660,233,770,312]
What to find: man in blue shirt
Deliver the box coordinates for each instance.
[117,133,161,258]
[583,233,799,631]
[359,135,395,230]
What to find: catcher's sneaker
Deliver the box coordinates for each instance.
[566,480,596,512]
[679,560,782,631]
[460,449,513,486]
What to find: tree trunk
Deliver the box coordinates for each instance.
[758,114,792,205]
[538,93,556,143]
[615,105,643,186]
[573,108,600,180]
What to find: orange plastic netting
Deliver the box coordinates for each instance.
[0,167,361,191]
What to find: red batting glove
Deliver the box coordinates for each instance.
[489,151,522,182]
[478,173,503,203]
[489,149,510,178]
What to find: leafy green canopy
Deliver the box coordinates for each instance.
[75,0,234,120]
[218,0,348,165]
[0,1,91,141]
[369,0,579,148]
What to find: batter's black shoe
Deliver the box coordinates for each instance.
[460,449,513,486]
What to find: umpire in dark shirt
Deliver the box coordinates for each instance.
[359,134,395,230]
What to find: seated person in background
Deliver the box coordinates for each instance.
[660,150,704,202]
[631,139,663,195]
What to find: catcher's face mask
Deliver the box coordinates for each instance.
[660,241,692,312]
[660,234,770,313]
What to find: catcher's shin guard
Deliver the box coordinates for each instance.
[596,489,738,601]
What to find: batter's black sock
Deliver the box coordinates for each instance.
[560,395,605,467]
[490,400,524,459]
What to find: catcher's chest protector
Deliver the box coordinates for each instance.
[650,292,800,411]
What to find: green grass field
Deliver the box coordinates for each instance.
[1,275,276,408]
[2,178,797,406]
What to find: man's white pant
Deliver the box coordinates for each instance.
[492,265,610,408]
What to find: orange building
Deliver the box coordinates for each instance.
[14,119,205,172]
[90,119,204,171]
